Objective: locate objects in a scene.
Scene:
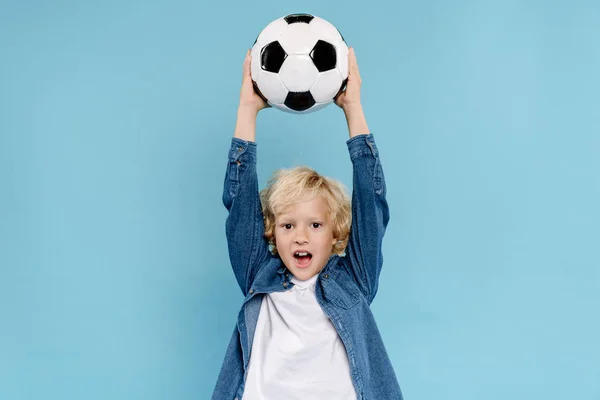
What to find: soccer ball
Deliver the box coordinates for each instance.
[250,13,349,114]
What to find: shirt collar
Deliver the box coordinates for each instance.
[291,273,319,289]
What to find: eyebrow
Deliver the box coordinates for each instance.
[277,216,326,222]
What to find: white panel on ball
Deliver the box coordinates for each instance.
[250,45,263,83]
[279,55,319,92]
[311,69,343,103]
[335,41,350,80]
[278,23,319,55]
[253,18,288,49]
[308,102,332,113]
[307,17,343,46]
[256,71,288,104]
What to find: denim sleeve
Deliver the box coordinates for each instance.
[345,133,390,303]
[222,138,271,296]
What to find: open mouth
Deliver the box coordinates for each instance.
[293,251,313,268]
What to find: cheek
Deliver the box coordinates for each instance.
[317,231,336,250]
[274,232,288,251]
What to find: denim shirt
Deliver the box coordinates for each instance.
[212,134,403,400]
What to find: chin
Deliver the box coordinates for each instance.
[291,268,318,280]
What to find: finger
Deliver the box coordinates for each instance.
[242,50,249,80]
[243,50,252,82]
[349,48,360,79]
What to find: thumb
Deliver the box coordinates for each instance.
[242,50,252,82]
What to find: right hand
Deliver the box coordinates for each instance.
[238,49,270,113]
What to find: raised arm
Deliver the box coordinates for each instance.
[222,50,272,296]
[344,133,389,303]
[336,48,390,303]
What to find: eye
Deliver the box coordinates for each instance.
[312,222,322,229]
[282,223,293,230]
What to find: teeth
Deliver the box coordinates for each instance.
[295,252,308,256]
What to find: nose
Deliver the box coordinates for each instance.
[294,228,309,245]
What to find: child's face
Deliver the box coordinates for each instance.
[274,194,337,281]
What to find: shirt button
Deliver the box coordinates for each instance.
[324,274,329,279]
[249,289,254,294]
[283,282,288,288]
[237,147,243,152]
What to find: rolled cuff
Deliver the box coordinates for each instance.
[346,133,379,161]
[228,137,257,164]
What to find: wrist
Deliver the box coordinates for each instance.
[343,104,369,138]
[237,104,260,118]
[234,106,258,142]
[341,102,363,116]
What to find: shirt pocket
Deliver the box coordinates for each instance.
[324,268,362,310]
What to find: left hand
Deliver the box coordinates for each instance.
[335,47,362,110]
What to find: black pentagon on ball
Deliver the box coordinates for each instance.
[284,91,316,112]
[310,40,337,72]
[284,13,314,24]
[260,41,287,73]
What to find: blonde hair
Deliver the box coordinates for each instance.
[260,166,351,256]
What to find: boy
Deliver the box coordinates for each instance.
[212,48,403,399]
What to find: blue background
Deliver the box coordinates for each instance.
[1,0,599,399]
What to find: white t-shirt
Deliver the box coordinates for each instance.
[242,273,357,399]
